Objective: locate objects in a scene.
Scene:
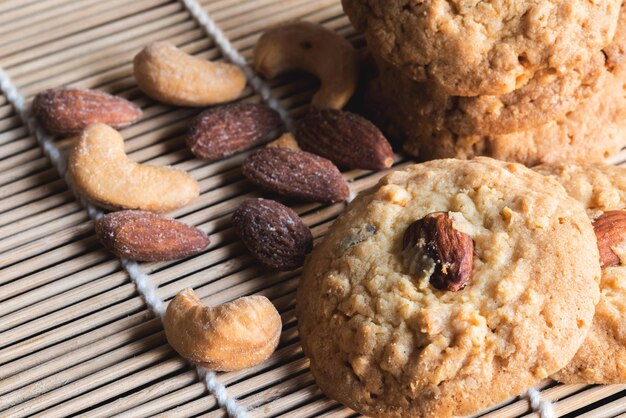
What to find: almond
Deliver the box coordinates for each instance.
[32,88,142,135]
[296,109,393,170]
[233,198,313,271]
[95,211,209,262]
[403,212,474,291]
[242,147,349,203]
[186,103,281,161]
[593,210,626,268]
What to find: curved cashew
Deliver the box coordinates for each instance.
[163,288,282,371]
[133,42,246,107]
[266,132,300,150]
[254,21,360,109]
[68,124,199,212]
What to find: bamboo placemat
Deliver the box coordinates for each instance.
[0,0,624,417]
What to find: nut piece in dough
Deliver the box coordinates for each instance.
[403,212,474,291]
[254,21,359,109]
[68,124,199,212]
[593,210,626,268]
[164,288,282,371]
[133,42,246,106]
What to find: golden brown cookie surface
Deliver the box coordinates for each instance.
[343,0,622,97]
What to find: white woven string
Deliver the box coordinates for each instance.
[527,388,556,418]
[0,67,247,418]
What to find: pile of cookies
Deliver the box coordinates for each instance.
[344,0,626,166]
[297,158,626,417]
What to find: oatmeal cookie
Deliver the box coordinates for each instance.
[535,164,626,384]
[343,0,621,96]
[366,62,626,166]
[297,158,601,417]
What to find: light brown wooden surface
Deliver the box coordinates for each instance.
[0,0,625,416]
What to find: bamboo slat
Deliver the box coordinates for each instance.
[1,0,624,417]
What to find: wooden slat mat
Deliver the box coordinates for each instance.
[0,0,624,416]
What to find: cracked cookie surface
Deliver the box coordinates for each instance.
[343,0,621,96]
[297,158,601,417]
[535,164,626,384]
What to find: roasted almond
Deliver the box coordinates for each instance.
[186,103,281,161]
[296,109,393,170]
[242,147,349,203]
[32,88,142,135]
[95,210,209,262]
[233,198,313,271]
[593,210,626,268]
[403,212,474,291]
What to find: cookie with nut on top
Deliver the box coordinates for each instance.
[535,163,626,385]
[296,158,601,418]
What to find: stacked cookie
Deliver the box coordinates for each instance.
[344,0,626,166]
[297,158,626,417]
[536,164,626,385]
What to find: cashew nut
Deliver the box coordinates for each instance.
[163,288,282,371]
[133,42,246,107]
[266,132,300,150]
[68,124,199,212]
[253,21,359,110]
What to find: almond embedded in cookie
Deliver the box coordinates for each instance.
[403,212,474,292]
